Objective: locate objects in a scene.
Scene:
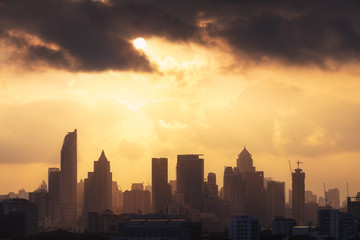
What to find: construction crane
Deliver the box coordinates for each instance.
[288,160,292,174]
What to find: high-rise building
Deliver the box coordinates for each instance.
[176,154,204,211]
[272,217,296,239]
[60,129,78,227]
[326,188,340,209]
[237,147,256,173]
[229,215,259,240]
[123,183,151,214]
[169,180,177,195]
[292,162,305,224]
[84,150,113,215]
[236,147,266,225]
[266,181,285,221]
[152,158,170,214]
[0,198,38,238]
[223,167,245,214]
[346,197,360,221]
[318,208,340,239]
[206,172,219,199]
[77,180,84,218]
[112,181,123,214]
[304,201,319,225]
[29,187,49,230]
[48,167,61,226]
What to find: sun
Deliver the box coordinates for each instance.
[133,37,147,50]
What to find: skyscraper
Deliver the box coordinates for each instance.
[0,199,38,238]
[152,158,170,213]
[84,150,112,215]
[237,147,255,173]
[29,186,48,230]
[326,188,340,209]
[112,181,123,214]
[223,167,245,214]
[206,172,219,199]
[60,129,77,227]
[48,167,60,226]
[266,181,285,221]
[236,147,266,224]
[176,154,204,211]
[292,162,305,223]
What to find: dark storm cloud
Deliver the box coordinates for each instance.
[1,0,360,71]
[178,0,360,67]
[0,0,197,72]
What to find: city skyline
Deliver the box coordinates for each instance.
[0,129,354,205]
[1,128,357,239]
[1,0,360,205]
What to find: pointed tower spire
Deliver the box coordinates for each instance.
[98,150,108,162]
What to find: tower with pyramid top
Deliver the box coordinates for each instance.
[84,150,113,216]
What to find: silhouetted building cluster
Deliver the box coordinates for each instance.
[223,147,285,226]
[3,129,360,240]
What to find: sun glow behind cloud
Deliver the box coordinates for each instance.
[133,37,147,50]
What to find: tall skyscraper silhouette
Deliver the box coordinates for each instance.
[236,147,266,224]
[48,167,61,226]
[292,162,305,223]
[176,154,204,210]
[223,167,245,214]
[266,181,285,221]
[60,129,77,227]
[152,158,170,213]
[205,172,219,199]
[84,150,112,215]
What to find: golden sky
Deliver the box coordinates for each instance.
[1,0,360,202]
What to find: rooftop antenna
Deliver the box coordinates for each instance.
[346,182,349,198]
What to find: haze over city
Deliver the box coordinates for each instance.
[1,0,360,203]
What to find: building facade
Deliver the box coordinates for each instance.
[229,215,259,240]
[152,158,170,214]
[292,164,305,224]
[84,150,113,215]
[176,154,204,211]
[0,198,38,238]
[48,167,61,226]
[123,183,151,215]
[60,129,78,227]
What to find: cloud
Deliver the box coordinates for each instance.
[2,0,360,72]
[0,0,194,72]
